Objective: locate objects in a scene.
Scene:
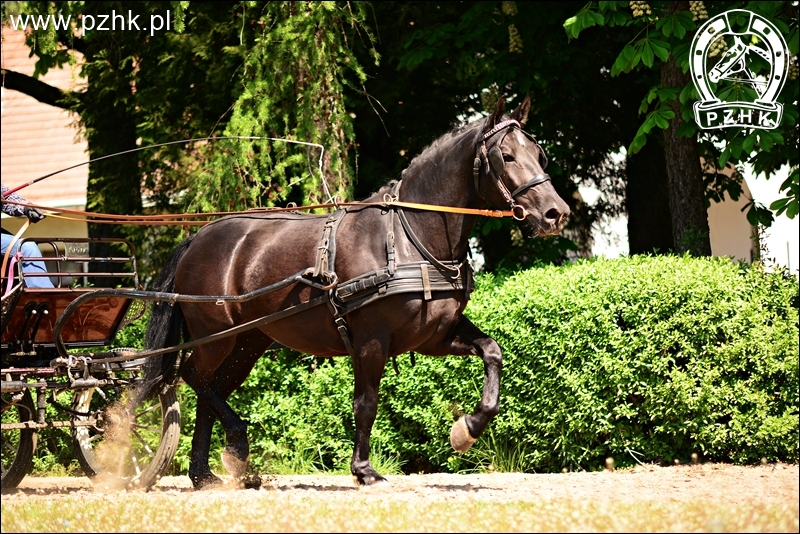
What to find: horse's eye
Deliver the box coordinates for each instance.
[502,154,515,163]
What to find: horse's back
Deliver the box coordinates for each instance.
[175,212,326,295]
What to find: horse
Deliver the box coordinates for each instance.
[141,95,570,489]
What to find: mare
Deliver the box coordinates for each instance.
[141,95,570,488]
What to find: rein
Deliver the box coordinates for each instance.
[3,120,550,227]
[1,198,518,227]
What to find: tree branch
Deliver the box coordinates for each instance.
[1,69,73,109]
[58,34,87,56]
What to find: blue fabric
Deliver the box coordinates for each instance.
[1,233,54,288]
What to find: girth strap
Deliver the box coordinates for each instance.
[333,261,473,315]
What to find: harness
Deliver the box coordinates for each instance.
[37,120,548,372]
[314,187,473,357]
[473,119,551,221]
[314,119,544,357]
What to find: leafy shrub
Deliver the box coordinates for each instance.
[30,256,799,475]
[456,256,798,471]
[222,255,798,474]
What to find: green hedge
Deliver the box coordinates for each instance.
[33,255,798,475]
[211,255,798,474]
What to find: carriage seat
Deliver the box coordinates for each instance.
[1,237,139,355]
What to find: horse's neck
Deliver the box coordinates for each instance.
[396,127,484,261]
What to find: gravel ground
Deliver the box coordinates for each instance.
[4,462,798,505]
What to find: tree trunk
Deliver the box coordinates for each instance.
[81,56,142,287]
[660,54,711,256]
[626,140,675,254]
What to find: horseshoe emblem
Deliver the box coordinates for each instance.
[690,9,789,130]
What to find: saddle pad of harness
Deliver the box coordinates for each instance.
[334,261,474,315]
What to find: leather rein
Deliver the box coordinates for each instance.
[2,120,549,226]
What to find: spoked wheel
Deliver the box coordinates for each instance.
[1,389,38,493]
[71,383,180,490]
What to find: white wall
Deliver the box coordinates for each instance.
[744,163,799,274]
[582,163,798,275]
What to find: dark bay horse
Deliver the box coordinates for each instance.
[142,95,570,488]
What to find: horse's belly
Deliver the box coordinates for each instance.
[347,292,468,356]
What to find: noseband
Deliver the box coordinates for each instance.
[473,119,551,221]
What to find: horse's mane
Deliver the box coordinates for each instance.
[404,118,484,175]
[367,116,487,199]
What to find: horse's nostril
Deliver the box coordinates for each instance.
[545,208,561,221]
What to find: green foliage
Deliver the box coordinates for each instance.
[463,255,798,470]
[565,1,799,226]
[14,2,377,283]
[29,256,798,475]
[182,2,376,213]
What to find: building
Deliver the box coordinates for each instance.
[1,28,87,239]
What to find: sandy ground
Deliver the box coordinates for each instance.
[3,462,798,505]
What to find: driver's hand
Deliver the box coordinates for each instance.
[23,207,46,223]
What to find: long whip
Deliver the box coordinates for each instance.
[1,136,332,202]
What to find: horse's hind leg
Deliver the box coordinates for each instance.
[441,315,503,452]
[189,398,220,488]
[182,330,271,488]
[350,338,390,487]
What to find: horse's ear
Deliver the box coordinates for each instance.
[487,96,506,130]
[510,95,531,127]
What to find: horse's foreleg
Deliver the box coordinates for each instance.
[350,339,389,486]
[445,316,503,453]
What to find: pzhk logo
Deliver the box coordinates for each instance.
[690,9,789,130]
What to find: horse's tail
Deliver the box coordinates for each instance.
[133,235,195,404]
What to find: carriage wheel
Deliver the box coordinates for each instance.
[1,389,37,493]
[71,384,180,490]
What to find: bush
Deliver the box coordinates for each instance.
[457,255,798,471]
[31,255,799,475]
[221,255,799,474]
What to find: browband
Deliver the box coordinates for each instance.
[482,119,521,141]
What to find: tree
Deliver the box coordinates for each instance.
[3,1,375,283]
[565,1,799,255]
[348,1,660,268]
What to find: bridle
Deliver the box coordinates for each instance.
[473,119,551,221]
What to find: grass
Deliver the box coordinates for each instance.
[2,492,797,532]
[464,427,535,474]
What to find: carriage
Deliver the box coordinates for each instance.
[1,237,181,492]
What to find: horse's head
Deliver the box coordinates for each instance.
[475,95,570,237]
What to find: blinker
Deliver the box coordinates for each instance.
[487,146,505,175]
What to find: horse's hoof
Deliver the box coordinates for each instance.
[359,477,390,490]
[192,473,223,490]
[221,447,250,478]
[354,474,389,488]
[450,416,477,453]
